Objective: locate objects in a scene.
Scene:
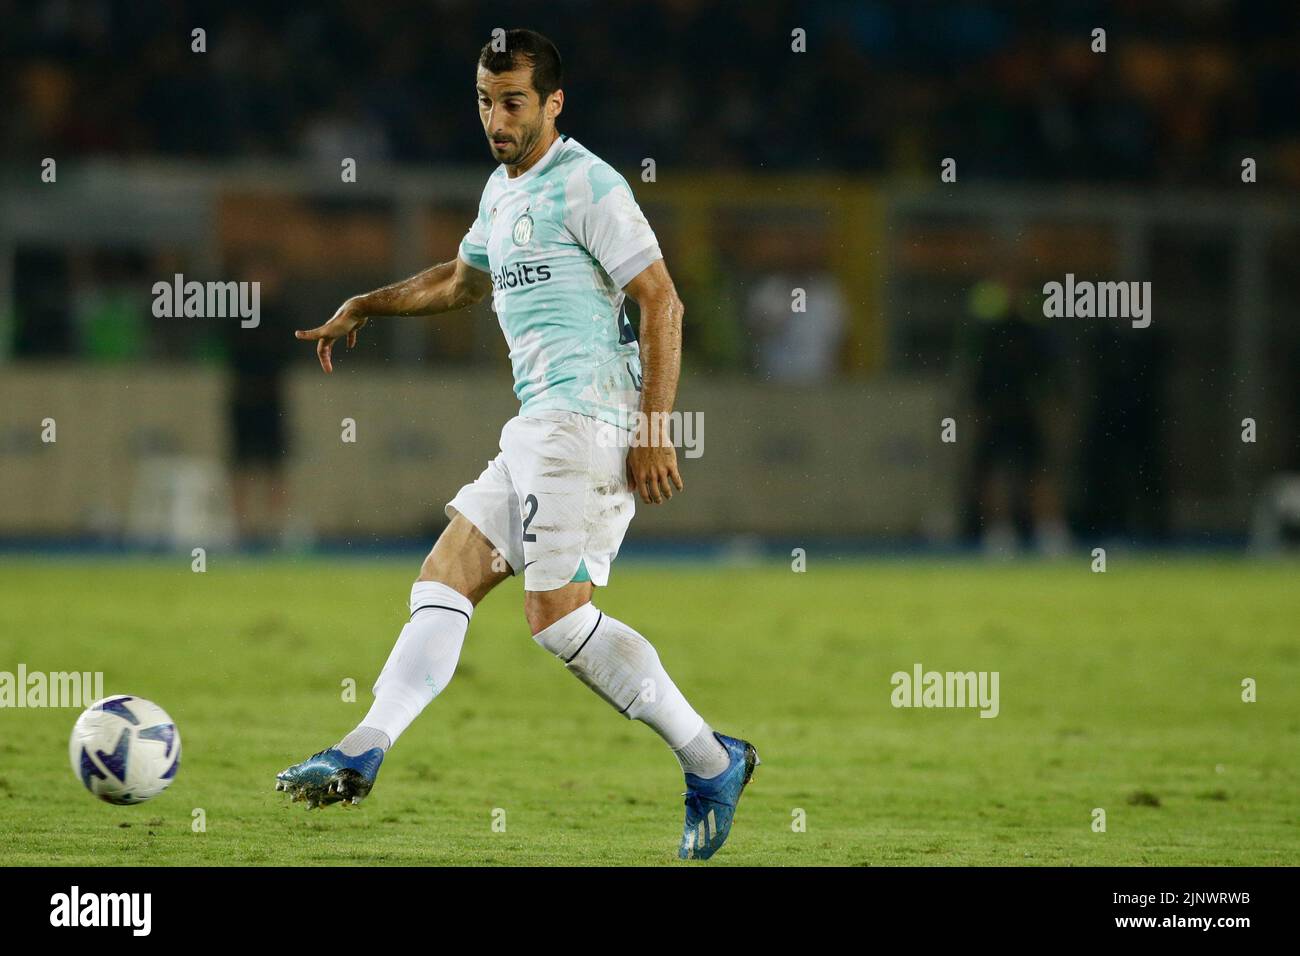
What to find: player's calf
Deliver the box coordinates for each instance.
[531,599,757,857]
[275,576,481,809]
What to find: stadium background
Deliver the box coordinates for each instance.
[1,1,1298,867]
[3,0,1297,553]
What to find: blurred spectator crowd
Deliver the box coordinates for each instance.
[4,0,1298,185]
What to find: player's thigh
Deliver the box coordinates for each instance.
[418,513,511,605]
[504,413,634,593]
[432,427,525,602]
[524,580,594,635]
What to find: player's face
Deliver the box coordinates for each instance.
[476,64,551,166]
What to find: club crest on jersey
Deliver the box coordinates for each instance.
[512,212,534,246]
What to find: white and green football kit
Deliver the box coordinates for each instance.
[284,140,751,847]
[447,134,662,591]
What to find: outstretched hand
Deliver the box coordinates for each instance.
[295,300,369,373]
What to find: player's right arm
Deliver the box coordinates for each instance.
[295,257,492,373]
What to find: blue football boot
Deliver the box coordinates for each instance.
[678,732,760,860]
[275,747,384,808]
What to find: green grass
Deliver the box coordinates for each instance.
[1,555,1297,866]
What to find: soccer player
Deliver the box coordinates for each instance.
[276,29,758,860]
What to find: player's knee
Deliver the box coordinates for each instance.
[417,522,507,604]
[530,597,598,658]
[524,594,560,636]
[525,584,594,636]
[416,555,487,606]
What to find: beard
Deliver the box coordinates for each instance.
[491,120,542,165]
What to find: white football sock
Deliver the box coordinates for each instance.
[532,603,729,776]
[352,580,473,748]
[672,722,730,779]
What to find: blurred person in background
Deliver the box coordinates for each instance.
[77,249,150,361]
[743,225,846,383]
[1077,323,1168,542]
[224,250,294,546]
[967,276,1070,556]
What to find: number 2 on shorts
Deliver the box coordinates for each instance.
[522,493,539,542]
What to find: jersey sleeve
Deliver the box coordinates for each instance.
[458,198,491,273]
[565,162,663,289]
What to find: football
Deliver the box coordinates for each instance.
[69,696,181,805]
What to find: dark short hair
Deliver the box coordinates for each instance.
[477,29,563,104]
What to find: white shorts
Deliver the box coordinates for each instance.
[445,410,636,591]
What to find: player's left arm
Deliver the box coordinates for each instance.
[623,260,685,505]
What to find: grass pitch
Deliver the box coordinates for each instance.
[1,555,1297,866]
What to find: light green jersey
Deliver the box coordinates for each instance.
[458,134,661,427]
